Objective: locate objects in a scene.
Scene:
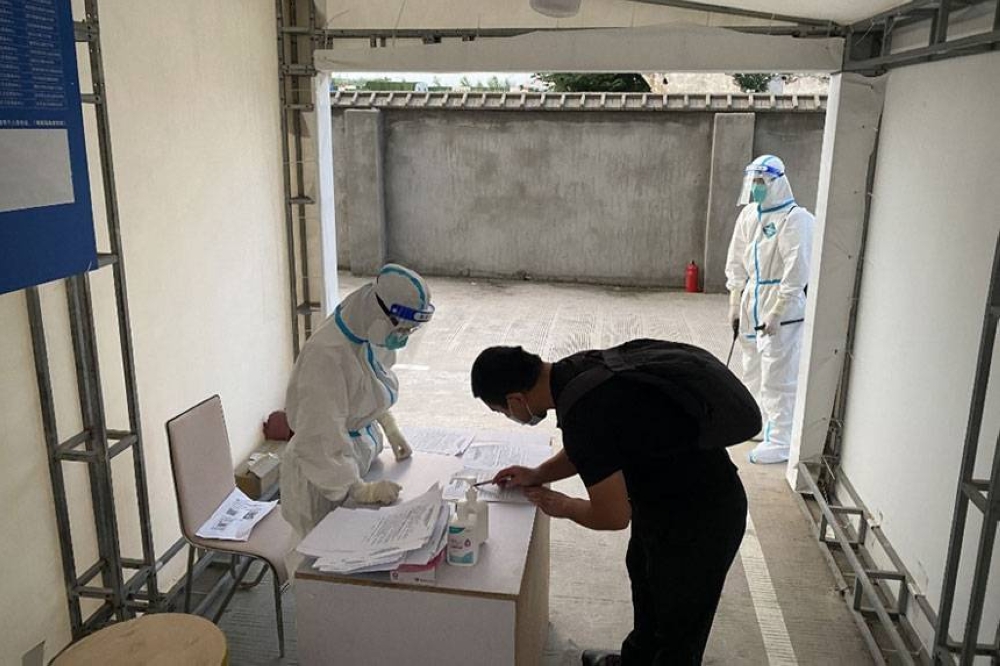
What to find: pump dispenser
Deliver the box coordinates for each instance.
[447,478,489,566]
[465,484,489,545]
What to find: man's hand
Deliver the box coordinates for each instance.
[348,480,402,505]
[493,465,542,488]
[728,291,742,335]
[761,310,781,336]
[523,486,577,520]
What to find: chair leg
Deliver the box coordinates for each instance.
[239,561,269,589]
[272,564,285,657]
[184,544,195,613]
[211,554,250,623]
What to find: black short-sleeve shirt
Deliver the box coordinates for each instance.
[551,351,740,505]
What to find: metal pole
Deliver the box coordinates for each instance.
[276,0,302,357]
[26,287,84,636]
[931,0,952,45]
[958,446,999,664]
[290,0,313,339]
[82,0,160,611]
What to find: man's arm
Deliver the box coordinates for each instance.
[536,448,577,483]
[524,470,631,531]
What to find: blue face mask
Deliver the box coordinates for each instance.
[384,331,409,350]
[751,182,769,204]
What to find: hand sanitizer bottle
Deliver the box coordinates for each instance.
[447,501,479,566]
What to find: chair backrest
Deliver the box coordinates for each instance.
[166,395,237,539]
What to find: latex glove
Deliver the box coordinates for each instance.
[377,412,412,461]
[349,480,402,505]
[760,310,781,336]
[728,291,742,335]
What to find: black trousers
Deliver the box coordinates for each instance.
[621,480,748,666]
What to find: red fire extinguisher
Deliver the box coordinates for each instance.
[685,261,701,293]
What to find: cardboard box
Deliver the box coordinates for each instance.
[235,440,286,499]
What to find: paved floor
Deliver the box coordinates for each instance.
[218,274,873,665]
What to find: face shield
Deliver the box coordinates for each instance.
[382,299,435,334]
[737,161,785,206]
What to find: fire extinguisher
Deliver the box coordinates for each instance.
[685,261,701,293]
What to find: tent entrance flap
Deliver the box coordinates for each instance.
[314,24,843,74]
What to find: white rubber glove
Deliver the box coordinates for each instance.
[348,480,402,505]
[760,310,782,336]
[377,412,412,461]
[728,290,742,335]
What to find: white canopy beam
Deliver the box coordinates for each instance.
[314,24,843,73]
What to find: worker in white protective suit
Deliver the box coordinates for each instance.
[725,155,813,465]
[281,264,435,537]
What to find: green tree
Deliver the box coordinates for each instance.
[534,73,651,93]
[732,73,774,93]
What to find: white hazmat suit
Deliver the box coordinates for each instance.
[281,264,434,536]
[725,155,814,464]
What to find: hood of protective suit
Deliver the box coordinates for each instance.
[335,264,433,349]
[743,155,796,211]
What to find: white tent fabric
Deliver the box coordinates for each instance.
[315,23,843,73]
[319,0,905,29]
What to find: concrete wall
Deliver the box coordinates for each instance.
[0,2,290,662]
[838,50,1000,651]
[333,108,825,289]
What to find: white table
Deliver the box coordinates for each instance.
[294,429,551,666]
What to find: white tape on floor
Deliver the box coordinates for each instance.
[741,514,798,665]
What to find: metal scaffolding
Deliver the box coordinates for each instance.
[844,0,1000,74]
[932,232,1000,665]
[276,0,321,356]
[26,0,160,637]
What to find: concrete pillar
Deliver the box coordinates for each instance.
[344,109,386,276]
[786,73,886,490]
[703,113,755,293]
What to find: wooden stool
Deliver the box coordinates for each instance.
[52,613,228,666]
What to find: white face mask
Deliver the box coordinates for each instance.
[506,396,544,426]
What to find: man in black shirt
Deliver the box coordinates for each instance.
[471,343,748,666]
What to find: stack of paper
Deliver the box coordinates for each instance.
[196,488,277,541]
[401,426,475,457]
[460,441,552,471]
[442,441,554,504]
[296,485,450,575]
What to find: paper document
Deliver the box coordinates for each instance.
[443,471,531,504]
[402,426,474,456]
[460,442,552,471]
[195,488,277,541]
[298,485,448,575]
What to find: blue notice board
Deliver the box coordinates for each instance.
[0,0,96,295]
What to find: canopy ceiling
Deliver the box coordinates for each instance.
[319,0,907,30]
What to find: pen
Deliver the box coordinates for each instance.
[473,476,511,488]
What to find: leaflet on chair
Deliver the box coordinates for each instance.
[195,487,277,541]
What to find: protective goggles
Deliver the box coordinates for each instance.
[376,295,435,331]
[737,163,784,206]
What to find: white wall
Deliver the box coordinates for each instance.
[839,50,1000,652]
[0,1,290,662]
